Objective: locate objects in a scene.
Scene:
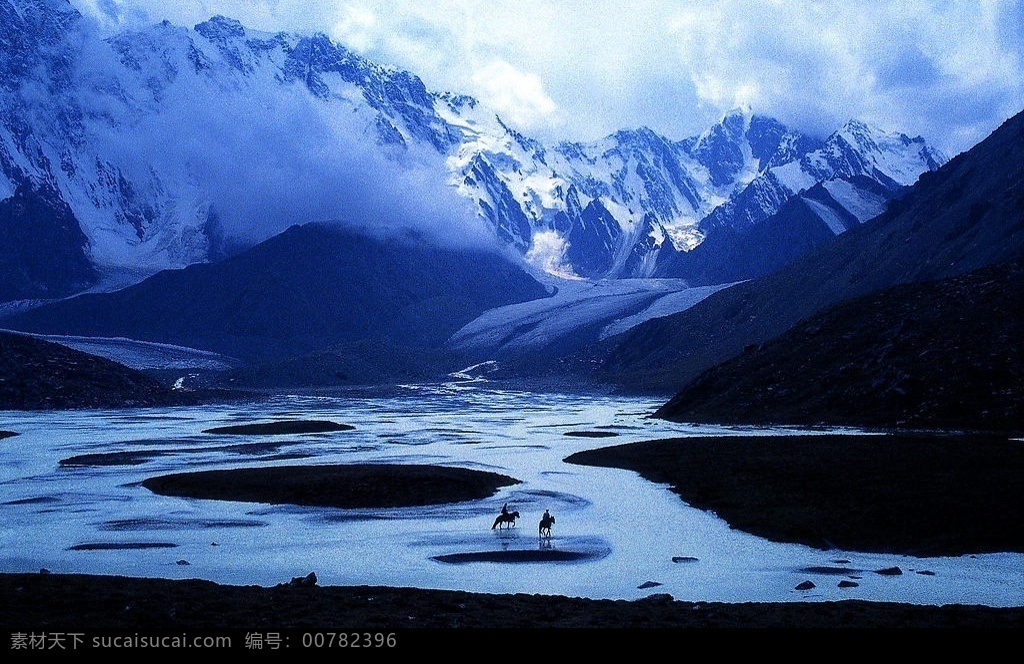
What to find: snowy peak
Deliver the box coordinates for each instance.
[699,114,946,235]
[751,115,823,172]
[194,15,246,42]
[745,114,787,162]
[686,108,750,187]
[0,0,79,91]
[816,119,947,187]
[656,115,948,283]
[280,31,461,151]
[2,0,79,45]
[679,108,819,197]
[448,114,715,278]
[0,1,950,300]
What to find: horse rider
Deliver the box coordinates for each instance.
[492,502,517,529]
[539,509,555,538]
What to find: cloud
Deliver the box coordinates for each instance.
[665,0,1024,152]
[70,28,494,255]
[70,0,1024,155]
[875,44,942,90]
[330,4,378,53]
[471,60,561,132]
[524,230,576,280]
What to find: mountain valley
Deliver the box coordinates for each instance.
[0,0,1018,436]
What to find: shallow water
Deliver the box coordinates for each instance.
[1,384,1021,606]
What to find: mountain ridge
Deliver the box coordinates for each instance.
[2,222,551,364]
[0,0,945,302]
[590,108,1024,394]
[654,258,1024,433]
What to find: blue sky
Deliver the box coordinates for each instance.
[72,0,1024,156]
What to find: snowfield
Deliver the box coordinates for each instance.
[447,277,733,357]
[4,331,240,371]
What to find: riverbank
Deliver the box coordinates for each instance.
[3,425,1022,635]
[3,572,1021,630]
[565,434,1024,556]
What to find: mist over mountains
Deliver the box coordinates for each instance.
[6,223,551,363]
[1,0,944,301]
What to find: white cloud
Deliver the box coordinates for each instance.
[525,230,577,279]
[470,60,561,132]
[330,5,378,52]
[70,0,1024,154]
[665,0,1024,151]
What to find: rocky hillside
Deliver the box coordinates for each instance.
[0,331,195,409]
[654,259,1023,433]
[3,223,551,363]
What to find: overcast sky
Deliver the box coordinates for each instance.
[71,0,1024,156]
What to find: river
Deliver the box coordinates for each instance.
[1,383,1020,606]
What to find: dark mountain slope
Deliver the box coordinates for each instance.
[2,223,550,363]
[658,176,892,286]
[660,187,849,286]
[593,110,1024,392]
[654,259,1023,433]
[0,331,191,409]
[225,340,460,389]
[0,179,97,302]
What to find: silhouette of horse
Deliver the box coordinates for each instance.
[539,513,555,538]
[492,510,520,529]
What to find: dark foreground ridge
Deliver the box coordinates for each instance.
[654,259,1024,433]
[566,434,1024,556]
[0,331,201,410]
[141,464,520,508]
[2,573,1021,629]
[202,420,355,435]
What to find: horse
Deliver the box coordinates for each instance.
[539,513,555,538]
[491,510,520,529]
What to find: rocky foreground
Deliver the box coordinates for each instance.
[2,572,1021,632]
[0,331,216,410]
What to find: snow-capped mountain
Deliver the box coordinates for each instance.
[697,118,945,234]
[450,110,827,279]
[653,119,946,283]
[0,0,946,301]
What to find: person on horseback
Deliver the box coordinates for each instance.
[539,509,555,538]
[492,504,519,529]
